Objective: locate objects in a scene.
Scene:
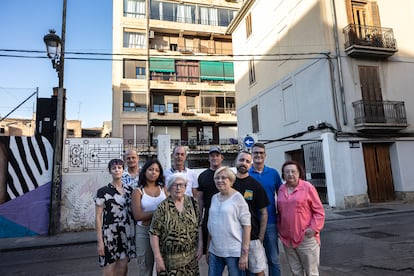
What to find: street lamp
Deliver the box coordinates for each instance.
[43,30,62,76]
[43,0,66,235]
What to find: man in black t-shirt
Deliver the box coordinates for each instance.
[234,151,269,276]
[197,146,224,254]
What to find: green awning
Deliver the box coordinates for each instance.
[200,61,224,80]
[149,58,175,72]
[223,62,234,81]
[200,61,234,81]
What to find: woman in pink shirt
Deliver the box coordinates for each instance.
[277,160,325,276]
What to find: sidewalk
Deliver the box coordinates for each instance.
[1,200,413,252]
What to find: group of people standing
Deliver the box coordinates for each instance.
[95,143,325,276]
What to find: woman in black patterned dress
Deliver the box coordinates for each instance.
[95,159,136,276]
[149,173,203,275]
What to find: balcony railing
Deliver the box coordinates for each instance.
[343,24,397,58]
[352,100,408,131]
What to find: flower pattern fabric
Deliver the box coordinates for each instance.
[95,183,136,266]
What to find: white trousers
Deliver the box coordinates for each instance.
[282,236,320,276]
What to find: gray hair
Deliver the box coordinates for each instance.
[166,172,188,192]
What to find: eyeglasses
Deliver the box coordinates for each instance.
[284,170,299,175]
[214,176,229,181]
[171,183,186,189]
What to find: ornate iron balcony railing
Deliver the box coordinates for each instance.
[344,24,397,50]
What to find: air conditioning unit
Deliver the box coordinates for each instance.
[149,30,155,39]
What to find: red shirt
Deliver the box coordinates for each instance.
[277,179,325,248]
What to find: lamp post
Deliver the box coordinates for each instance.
[43,0,66,235]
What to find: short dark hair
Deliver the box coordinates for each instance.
[252,142,265,150]
[108,159,124,172]
[281,160,305,180]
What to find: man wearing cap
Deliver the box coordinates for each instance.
[234,151,269,276]
[122,149,139,188]
[249,143,283,276]
[197,146,224,254]
[164,145,198,197]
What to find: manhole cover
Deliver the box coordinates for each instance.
[335,211,361,216]
[358,231,398,239]
[355,207,393,214]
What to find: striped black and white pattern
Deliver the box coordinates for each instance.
[7,135,53,200]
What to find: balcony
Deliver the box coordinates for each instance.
[353,100,408,132]
[343,24,397,59]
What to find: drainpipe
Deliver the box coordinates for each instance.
[331,0,348,125]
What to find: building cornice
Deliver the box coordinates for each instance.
[226,0,255,34]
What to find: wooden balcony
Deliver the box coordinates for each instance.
[353,100,408,132]
[343,24,397,59]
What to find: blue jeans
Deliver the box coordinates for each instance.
[208,253,245,276]
[263,224,280,276]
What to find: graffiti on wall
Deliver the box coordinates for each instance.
[0,136,53,238]
[60,138,123,231]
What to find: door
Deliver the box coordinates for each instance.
[362,143,395,202]
[359,66,385,123]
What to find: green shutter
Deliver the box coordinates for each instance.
[223,62,234,81]
[200,61,225,80]
[149,58,175,72]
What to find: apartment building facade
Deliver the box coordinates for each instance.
[112,0,242,167]
[228,0,414,207]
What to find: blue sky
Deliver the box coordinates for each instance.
[0,0,113,128]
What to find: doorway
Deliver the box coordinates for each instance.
[362,143,395,202]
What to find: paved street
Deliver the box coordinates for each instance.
[0,204,413,276]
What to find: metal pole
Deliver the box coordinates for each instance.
[49,0,67,235]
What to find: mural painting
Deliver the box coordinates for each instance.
[0,135,53,238]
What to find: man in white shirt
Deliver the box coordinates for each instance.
[164,145,198,197]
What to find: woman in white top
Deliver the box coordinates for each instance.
[207,166,251,276]
[132,159,167,276]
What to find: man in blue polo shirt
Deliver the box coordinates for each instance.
[249,143,283,276]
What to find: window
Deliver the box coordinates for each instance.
[124,0,146,18]
[123,31,146,48]
[201,93,235,114]
[176,60,199,82]
[186,95,196,111]
[251,104,259,133]
[136,67,146,79]
[123,91,147,112]
[124,59,146,79]
[246,13,252,38]
[249,59,256,85]
[123,124,148,146]
[170,43,178,51]
[152,94,179,113]
[150,1,236,27]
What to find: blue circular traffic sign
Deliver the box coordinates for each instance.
[243,136,255,148]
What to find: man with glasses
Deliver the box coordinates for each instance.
[234,151,269,276]
[249,143,283,276]
[197,146,224,254]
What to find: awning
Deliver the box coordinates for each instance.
[149,58,175,72]
[223,62,234,81]
[200,61,222,80]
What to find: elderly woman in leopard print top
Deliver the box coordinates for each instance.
[149,173,203,275]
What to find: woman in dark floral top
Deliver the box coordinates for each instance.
[95,159,136,275]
